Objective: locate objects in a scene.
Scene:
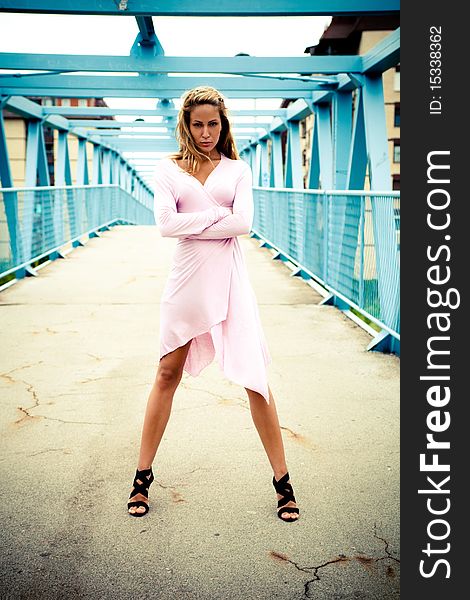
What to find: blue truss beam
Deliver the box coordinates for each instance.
[0,1,400,17]
[0,53,363,75]
[42,107,288,117]
[0,74,337,94]
[361,27,400,73]
[0,87,332,99]
[68,121,269,130]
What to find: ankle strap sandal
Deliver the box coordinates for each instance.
[272,471,300,522]
[128,467,154,517]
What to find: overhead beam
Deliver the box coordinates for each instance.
[68,120,272,128]
[0,53,363,74]
[0,74,337,93]
[42,107,288,117]
[0,87,329,99]
[361,27,400,73]
[0,1,400,17]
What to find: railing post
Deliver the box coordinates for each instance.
[0,108,24,273]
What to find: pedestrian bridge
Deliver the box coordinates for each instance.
[0,3,400,599]
[1,182,400,355]
[0,222,399,599]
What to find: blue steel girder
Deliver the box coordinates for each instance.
[0,53,363,74]
[91,144,102,185]
[284,121,303,189]
[346,88,368,190]
[332,91,353,189]
[0,74,338,96]
[76,138,89,185]
[0,108,23,267]
[43,107,288,117]
[307,122,320,189]
[23,120,51,262]
[56,130,72,186]
[0,1,400,16]
[258,139,269,187]
[269,132,284,188]
[67,120,270,129]
[361,73,399,331]
[315,103,333,189]
[131,16,165,58]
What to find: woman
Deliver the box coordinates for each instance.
[127,86,300,522]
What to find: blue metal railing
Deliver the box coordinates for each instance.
[0,184,154,280]
[252,187,400,341]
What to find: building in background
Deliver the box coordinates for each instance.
[2,97,114,187]
[300,15,400,190]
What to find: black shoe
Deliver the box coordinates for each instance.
[128,467,154,517]
[272,471,300,522]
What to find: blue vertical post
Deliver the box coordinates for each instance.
[74,138,89,245]
[0,107,24,273]
[362,73,400,337]
[55,130,72,249]
[284,120,303,189]
[315,103,333,189]
[77,138,89,185]
[258,138,269,187]
[333,91,353,189]
[102,148,111,185]
[329,90,357,294]
[307,118,320,189]
[269,132,284,188]
[23,120,51,263]
[346,88,367,190]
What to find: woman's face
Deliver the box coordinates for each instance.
[189,103,222,155]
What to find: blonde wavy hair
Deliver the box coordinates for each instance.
[168,86,240,175]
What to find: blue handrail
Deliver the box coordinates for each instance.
[0,184,154,280]
[252,187,400,340]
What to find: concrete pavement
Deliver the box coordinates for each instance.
[0,225,400,599]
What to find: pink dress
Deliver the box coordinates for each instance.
[153,152,272,405]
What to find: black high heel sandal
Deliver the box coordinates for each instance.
[272,471,300,522]
[128,467,154,517]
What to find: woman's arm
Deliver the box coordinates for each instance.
[153,164,231,238]
[183,162,254,239]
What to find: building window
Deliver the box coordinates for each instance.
[78,99,88,107]
[61,98,71,106]
[394,103,400,127]
[393,141,400,163]
[392,175,400,191]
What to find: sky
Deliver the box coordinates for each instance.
[0,12,332,180]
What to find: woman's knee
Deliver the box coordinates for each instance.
[155,365,182,390]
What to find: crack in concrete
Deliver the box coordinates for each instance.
[179,382,248,409]
[15,378,41,426]
[268,551,348,598]
[373,522,400,563]
[29,447,72,457]
[154,479,186,503]
[0,361,46,383]
[270,524,400,598]
[280,425,315,449]
[10,375,105,427]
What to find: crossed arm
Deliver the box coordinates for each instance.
[153,162,254,240]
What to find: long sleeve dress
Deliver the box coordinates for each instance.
[153,152,272,405]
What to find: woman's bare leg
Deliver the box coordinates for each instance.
[245,385,299,520]
[128,339,192,515]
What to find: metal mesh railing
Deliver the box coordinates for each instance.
[0,184,154,278]
[253,187,400,336]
